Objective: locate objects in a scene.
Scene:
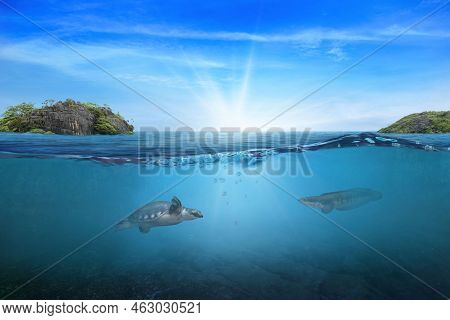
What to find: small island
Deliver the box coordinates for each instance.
[0,99,134,135]
[379,111,450,134]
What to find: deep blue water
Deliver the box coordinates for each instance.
[0,132,449,299]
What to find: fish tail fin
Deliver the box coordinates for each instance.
[116,219,132,231]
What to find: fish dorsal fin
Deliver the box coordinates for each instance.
[169,196,183,215]
[321,191,340,196]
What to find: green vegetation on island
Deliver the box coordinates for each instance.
[379,111,450,134]
[0,99,134,135]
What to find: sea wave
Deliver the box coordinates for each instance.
[0,132,448,166]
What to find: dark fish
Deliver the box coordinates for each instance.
[299,188,382,213]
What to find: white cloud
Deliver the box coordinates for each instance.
[264,82,450,130]
[327,47,346,61]
[0,38,86,75]
[0,38,226,75]
[117,73,189,87]
[51,16,450,45]
[55,20,380,45]
[379,25,450,38]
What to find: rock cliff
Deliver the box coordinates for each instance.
[0,99,134,135]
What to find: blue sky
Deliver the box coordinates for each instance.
[0,0,449,130]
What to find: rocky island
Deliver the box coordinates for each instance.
[0,99,134,135]
[379,111,450,134]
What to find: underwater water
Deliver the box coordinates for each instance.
[0,132,449,299]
